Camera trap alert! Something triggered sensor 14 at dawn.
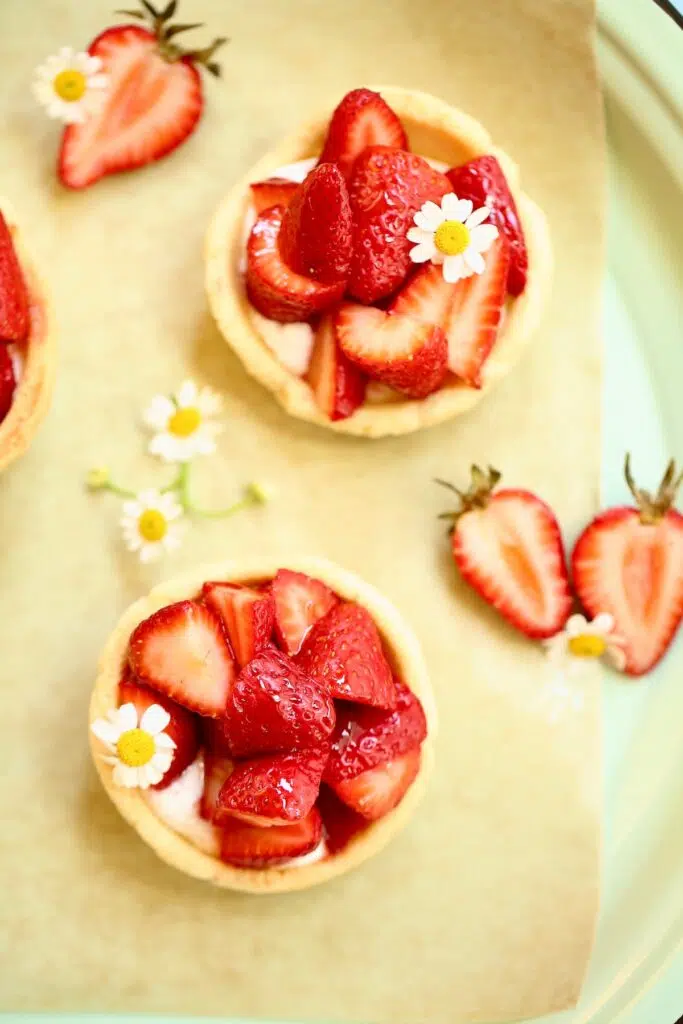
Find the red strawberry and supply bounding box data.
[202,716,233,756]
[307,313,366,421]
[128,600,237,717]
[58,3,226,189]
[319,88,408,180]
[246,206,345,322]
[446,155,528,296]
[297,602,397,709]
[0,347,17,425]
[278,163,353,284]
[316,786,368,855]
[332,748,421,822]
[271,568,338,656]
[214,748,328,827]
[390,262,455,326]
[572,456,683,676]
[220,808,323,867]
[200,750,235,820]
[335,304,448,399]
[437,465,573,639]
[202,581,274,668]
[249,177,299,215]
[0,213,29,343]
[348,147,450,302]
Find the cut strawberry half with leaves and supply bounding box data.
[447,155,528,296]
[214,748,328,827]
[220,807,323,867]
[572,455,683,676]
[246,206,345,322]
[437,465,573,639]
[249,177,299,216]
[297,602,397,709]
[0,213,29,343]
[307,313,367,421]
[200,750,234,820]
[319,88,408,180]
[58,3,226,189]
[331,748,421,822]
[278,163,353,284]
[119,671,200,789]
[202,581,274,668]
[335,304,448,399]
[0,347,17,425]
[271,568,338,656]
[128,600,237,716]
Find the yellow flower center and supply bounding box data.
[434,219,471,256]
[168,406,201,437]
[53,69,87,102]
[116,728,155,767]
[137,509,168,543]
[568,633,607,659]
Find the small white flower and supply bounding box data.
[91,702,176,789]
[407,193,499,283]
[543,612,626,677]
[144,380,223,463]
[120,489,184,563]
[32,47,109,125]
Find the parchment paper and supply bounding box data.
[0,0,605,1020]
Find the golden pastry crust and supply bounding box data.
[205,86,552,438]
[0,198,56,473]
[89,556,436,893]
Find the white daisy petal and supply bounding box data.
[465,206,492,229]
[144,395,175,430]
[565,614,589,637]
[605,645,626,671]
[113,762,139,788]
[140,705,171,736]
[409,241,436,264]
[469,224,499,252]
[418,201,446,231]
[592,612,614,635]
[90,719,119,747]
[448,198,472,222]
[197,387,222,417]
[154,733,177,750]
[441,193,463,220]
[463,249,486,275]
[442,255,467,283]
[117,703,139,732]
[407,226,431,244]
[139,543,163,563]
[177,380,198,408]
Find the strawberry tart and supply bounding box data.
[89,557,435,892]
[0,201,55,473]
[206,86,552,437]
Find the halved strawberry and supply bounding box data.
[319,88,408,180]
[249,177,299,215]
[0,213,29,343]
[331,748,421,822]
[335,304,448,399]
[246,206,345,322]
[278,163,352,284]
[572,456,683,676]
[271,568,338,656]
[202,581,274,668]
[128,600,237,717]
[296,602,397,709]
[307,313,367,421]
[119,671,200,789]
[316,786,368,855]
[201,716,233,756]
[200,750,234,820]
[214,748,328,827]
[219,807,323,867]
[390,263,454,326]
[0,347,17,425]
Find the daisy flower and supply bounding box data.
[120,489,184,563]
[91,702,176,789]
[407,193,499,283]
[543,613,626,677]
[144,380,223,463]
[32,47,109,125]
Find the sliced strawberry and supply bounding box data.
[447,155,528,296]
[202,715,233,756]
[316,786,368,854]
[219,807,323,867]
[390,263,454,327]
[249,177,299,215]
[319,88,408,180]
[200,751,235,820]
[0,213,29,343]
[297,602,396,709]
[348,147,450,302]
[246,206,345,322]
[128,600,237,717]
[214,748,328,827]
[278,163,353,284]
[332,748,421,822]
[307,313,367,421]
[0,346,17,425]
[202,581,274,668]
[271,568,338,656]
[335,304,448,399]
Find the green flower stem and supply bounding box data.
[179,463,265,519]
[100,481,138,499]
[189,494,260,519]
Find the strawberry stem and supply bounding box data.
[435,464,502,527]
[116,0,228,74]
[624,452,683,524]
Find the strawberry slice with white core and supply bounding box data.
[390,263,455,327]
[202,581,274,668]
[249,177,299,215]
[332,748,421,822]
[319,88,408,179]
[307,313,367,421]
[271,569,338,656]
[219,808,323,867]
[200,751,235,821]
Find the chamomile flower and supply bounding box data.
[32,47,109,125]
[407,193,499,283]
[543,613,626,676]
[144,380,223,463]
[91,702,176,789]
[120,489,184,563]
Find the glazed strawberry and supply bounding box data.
[446,155,528,296]
[200,751,234,820]
[202,581,274,668]
[128,600,237,717]
[224,645,336,757]
[390,262,455,327]
[58,3,225,189]
[249,177,298,216]
[202,716,233,756]
[271,568,338,656]
[438,465,572,639]
[214,748,328,827]
[246,206,345,322]
[319,88,408,180]
[572,456,683,676]
[307,314,367,421]
[119,672,200,789]
[332,748,421,822]
[297,602,396,709]
[348,147,450,302]
[278,163,353,284]
[316,786,368,855]
[220,808,323,867]
[0,213,29,343]
[0,347,17,425]
[335,305,448,399]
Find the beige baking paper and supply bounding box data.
[0,0,605,1020]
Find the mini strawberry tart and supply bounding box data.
[89,557,435,892]
[0,201,55,473]
[206,87,551,437]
